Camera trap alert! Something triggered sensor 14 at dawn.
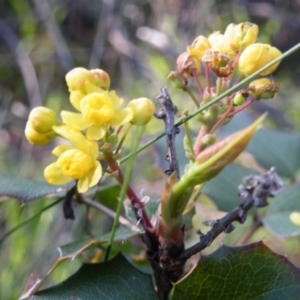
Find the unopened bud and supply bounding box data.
[176,52,199,77]
[233,92,247,106]
[89,69,110,90]
[187,35,211,61]
[65,67,94,93]
[249,78,280,100]
[202,134,217,147]
[168,72,187,89]
[224,22,259,51]
[127,98,156,126]
[25,122,55,145]
[28,107,57,134]
[239,43,282,77]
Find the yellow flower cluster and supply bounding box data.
[186,22,282,77]
[25,67,155,193]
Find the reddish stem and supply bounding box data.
[105,153,153,230]
[191,67,203,96]
[209,100,234,135]
[205,63,211,92]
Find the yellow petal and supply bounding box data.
[77,176,90,193]
[61,111,91,131]
[109,90,123,108]
[44,163,72,185]
[86,125,107,140]
[108,107,133,126]
[70,91,85,111]
[77,161,102,193]
[84,80,106,94]
[52,145,72,156]
[89,161,102,187]
[53,125,92,155]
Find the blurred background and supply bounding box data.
[1,0,300,299]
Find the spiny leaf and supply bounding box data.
[172,242,300,300]
[0,175,68,202]
[20,227,139,298]
[28,254,158,300]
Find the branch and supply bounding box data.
[80,196,140,232]
[155,87,180,178]
[178,167,284,261]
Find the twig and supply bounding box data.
[177,167,284,261]
[80,196,140,232]
[156,87,180,178]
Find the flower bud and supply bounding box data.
[187,35,211,61]
[202,134,217,147]
[168,72,187,90]
[224,22,259,51]
[127,98,156,126]
[238,43,282,76]
[176,51,199,77]
[249,78,280,100]
[89,69,110,90]
[28,107,57,134]
[290,212,300,226]
[233,92,247,106]
[65,67,95,93]
[25,122,55,145]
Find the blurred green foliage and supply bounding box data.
[1,0,300,299]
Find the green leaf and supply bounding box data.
[59,227,140,257]
[263,184,300,238]
[218,114,300,178]
[96,183,120,210]
[202,164,258,211]
[30,254,158,300]
[0,175,68,202]
[247,129,300,178]
[172,242,300,300]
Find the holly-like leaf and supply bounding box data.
[0,175,69,202]
[173,242,300,299]
[29,254,158,300]
[59,226,140,257]
[263,184,300,238]
[20,227,140,299]
[246,129,300,179]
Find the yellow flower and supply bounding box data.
[187,35,211,61]
[224,22,259,51]
[127,98,156,126]
[238,43,282,76]
[44,126,102,193]
[208,31,232,53]
[61,88,133,140]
